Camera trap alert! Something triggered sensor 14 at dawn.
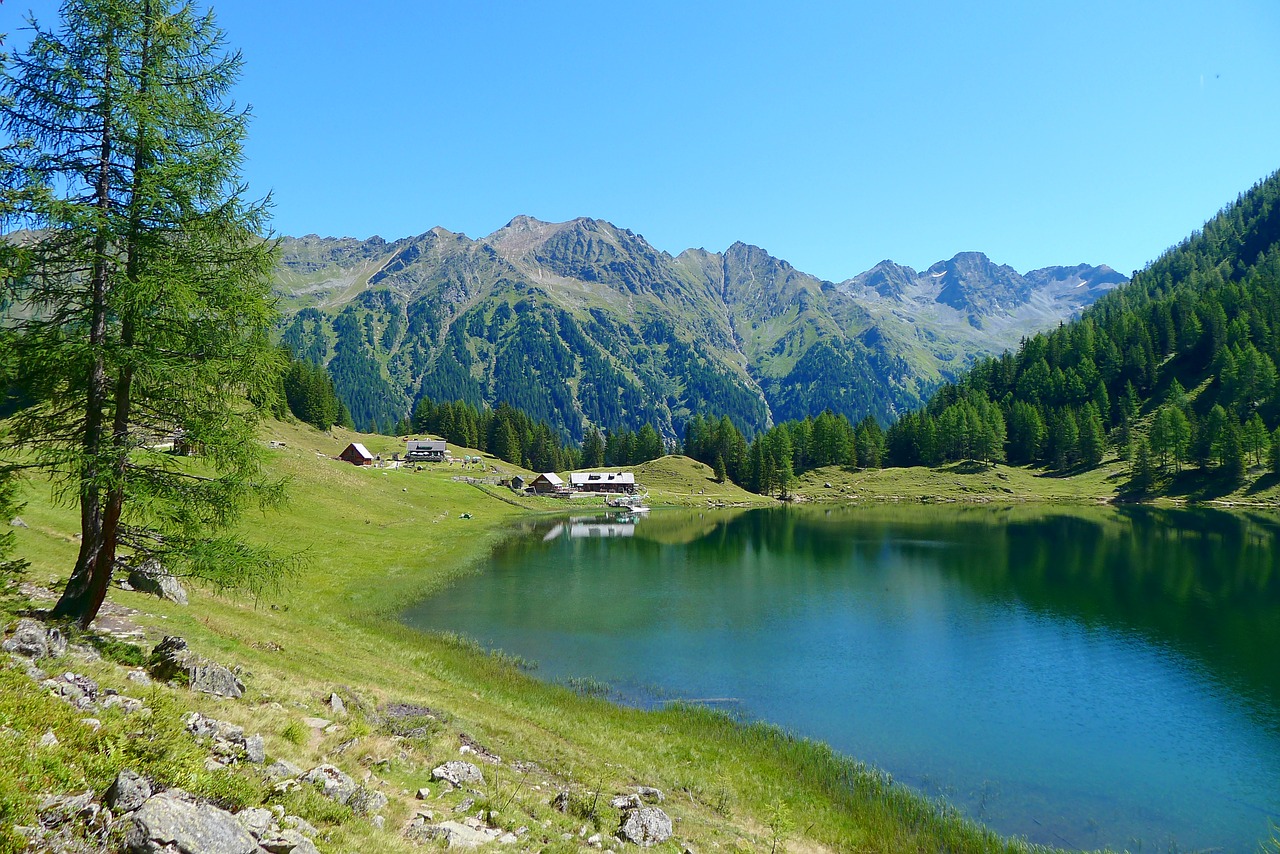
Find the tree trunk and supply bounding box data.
[52,35,116,627]
[57,5,157,630]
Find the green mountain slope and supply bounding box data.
[887,169,1280,492]
[271,218,1121,437]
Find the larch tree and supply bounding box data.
[0,0,288,627]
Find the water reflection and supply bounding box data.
[404,504,1280,852]
[542,514,638,540]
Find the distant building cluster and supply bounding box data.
[333,439,643,502]
[524,471,638,497]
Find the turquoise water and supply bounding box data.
[402,505,1280,851]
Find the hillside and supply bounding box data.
[885,168,1280,498]
[1,419,1053,854]
[271,220,1121,437]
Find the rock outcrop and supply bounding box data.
[126,559,189,605]
[148,637,244,698]
[619,806,673,847]
[183,712,266,767]
[106,769,153,814]
[430,760,484,788]
[126,790,264,854]
[3,618,67,660]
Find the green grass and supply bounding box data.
[3,418,1067,853]
[788,456,1280,508]
[791,459,1127,504]
[590,454,774,508]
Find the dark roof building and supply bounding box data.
[405,439,447,462]
[569,471,636,493]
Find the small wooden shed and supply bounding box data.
[339,442,374,466]
[529,472,567,495]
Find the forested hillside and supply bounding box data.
[885,170,1280,487]
[270,219,1118,439]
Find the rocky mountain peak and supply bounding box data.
[848,260,919,299]
[928,252,1029,313]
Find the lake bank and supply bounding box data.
[404,504,1280,853]
[4,421,1067,853]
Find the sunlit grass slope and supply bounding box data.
[4,418,1061,853]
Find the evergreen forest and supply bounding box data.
[273,171,1280,501]
[883,171,1280,488]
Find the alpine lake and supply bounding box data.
[402,504,1280,852]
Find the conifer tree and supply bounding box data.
[581,428,605,468]
[1221,421,1246,481]
[1243,413,1270,467]
[773,430,795,498]
[1077,404,1107,467]
[1,0,286,626]
[635,423,665,463]
[747,439,765,493]
[1129,438,1156,494]
[1006,401,1045,464]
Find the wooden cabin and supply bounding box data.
[529,472,568,495]
[339,442,375,466]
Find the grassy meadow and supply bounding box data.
[4,419,1095,853]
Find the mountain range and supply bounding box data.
[272,216,1124,437]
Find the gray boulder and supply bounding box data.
[184,712,267,766]
[3,618,65,660]
[300,764,359,805]
[126,790,266,854]
[636,786,665,804]
[280,815,317,837]
[259,829,321,854]
[127,559,189,605]
[106,769,153,814]
[185,711,243,743]
[610,794,643,811]
[403,819,450,844]
[234,807,275,838]
[150,637,243,698]
[189,662,245,698]
[408,820,494,848]
[244,733,266,764]
[619,806,673,847]
[37,791,98,828]
[263,760,302,781]
[101,693,147,714]
[430,760,484,788]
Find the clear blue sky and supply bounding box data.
[7,0,1280,281]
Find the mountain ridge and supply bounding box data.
[271,218,1123,437]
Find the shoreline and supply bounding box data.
[19,422,1270,851]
